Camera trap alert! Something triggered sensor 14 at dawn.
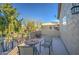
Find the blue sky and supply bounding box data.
[12,3,58,23]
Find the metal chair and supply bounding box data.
[40,36,52,55]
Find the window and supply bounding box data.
[60,16,67,31]
[62,16,67,25]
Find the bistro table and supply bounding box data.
[25,39,41,55]
[18,38,44,55]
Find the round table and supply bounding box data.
[25,39,40,54]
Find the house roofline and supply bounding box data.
[57,3,62,19]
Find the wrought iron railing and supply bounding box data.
[71,5,79,15]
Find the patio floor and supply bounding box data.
[35,37,69,55]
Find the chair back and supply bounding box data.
[43,36,52,46]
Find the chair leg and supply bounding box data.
[49,46,51,55]
[39,42,41,54]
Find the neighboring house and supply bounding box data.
[58,3,79,54]
[41,22,60,31]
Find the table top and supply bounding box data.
[26,39,39,45]
[18,43,29,47]
[18,37,44,47]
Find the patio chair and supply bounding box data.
[40,36,52,55]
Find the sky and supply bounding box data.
[12,3,58,23]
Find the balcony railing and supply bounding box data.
[71,5,79,15]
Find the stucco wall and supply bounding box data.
[41,28,60,37]
[59,3,79,54]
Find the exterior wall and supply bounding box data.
[59,3,79,54]
[30,31,41,39]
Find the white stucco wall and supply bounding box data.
[59,3,79,54]
[41,28,60,37]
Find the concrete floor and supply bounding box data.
[36,37,69,55]
[52,37,68,55]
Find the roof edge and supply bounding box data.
[57,3,62,19]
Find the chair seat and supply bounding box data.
[41,43,50,48]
